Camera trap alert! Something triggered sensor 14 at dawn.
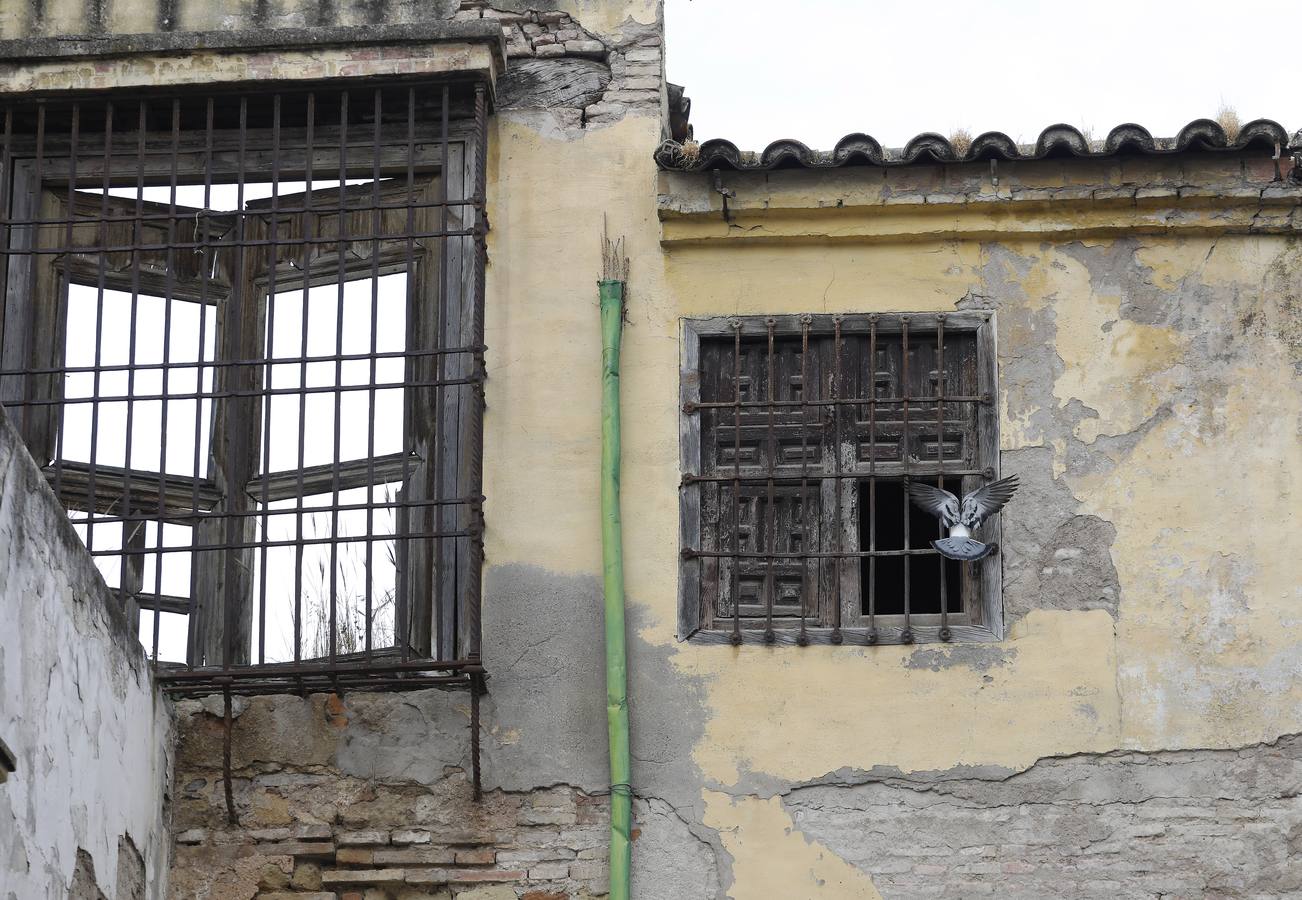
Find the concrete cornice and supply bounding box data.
[0,20,505,64]
[657,162,1302,245]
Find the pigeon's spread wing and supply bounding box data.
[905,481,960,528]
[959,475,1019,527]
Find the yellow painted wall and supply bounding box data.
[484,110,1302,896]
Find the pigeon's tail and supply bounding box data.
[931,537,996,561]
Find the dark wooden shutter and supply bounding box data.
[699,334,824,627]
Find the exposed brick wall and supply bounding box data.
[458,4,662,126]
[784,735,1302,899]
[168,693,612,900]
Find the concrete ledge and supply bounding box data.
[0,20,504,63]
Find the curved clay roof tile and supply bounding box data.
[832,133,885,166]
[654,119,1295,171]
[1103,123,1156,154]
[1175,119,1228,151]
[899,132,956,164]
[693,138,743,170]
[1234,118,1290,151]
[966,131,1020,161]
[760,139,815,169]
[1035,124,1091,158]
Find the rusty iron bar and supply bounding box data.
[796,316,810,646]
[470,672,484,802]
[686,395,986,410]
[691,316,979,637]
[900,316,913,644]
[763,318,777,644]
[867,314,878,644]
[831,316,843,644]
[222,688,237,826]
[936,314,951,642]
[0,80,490,695]
[730,320,742,645]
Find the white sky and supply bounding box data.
[664,0,1298,151]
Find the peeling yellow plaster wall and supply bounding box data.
[703,792,884,900]
[482,108,1300,893]
[680,610,1119,786]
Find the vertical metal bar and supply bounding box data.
[221,95,250,672]
[936,313,950,641]
[17,103,45,446]
[900,316,913,644]
[52,102,79,532]
[396,85,415,663]
[466,80,489,661]
[762,318,776,643]
[151,97,181,663]
[256,93,282,665]
[363,86,382,660]
[431,82,450,659]
[830,315,843,644]
[470,672,483,801]
[86,101,109,554]
[222,688,237,826]
[796,315,810,646]
[186,96,215,669]
[292,92,316,669]
[866,314,877,644]
[327,89,350,669]
[118,100,148,605]
[729,319,741,645]
[0,106,13,365]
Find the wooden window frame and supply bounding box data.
[678,312,1005,646]
[0,111,482,668]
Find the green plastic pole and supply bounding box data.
[599,274,632,900]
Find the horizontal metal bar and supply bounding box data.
[65,492,480,529]
[684,548,957,559]
[688,395,987,411]
[157,656,477,681]
[685,625,997,646]
[0,196,477,229]
[0,226,477,255]
[161,674,473,698]
[683,468,987,485]
[11,374,482,408]
[85,528,473,556]
[685,312,991,336]
[1,344,485,379]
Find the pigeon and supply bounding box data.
[905,475,1019,561]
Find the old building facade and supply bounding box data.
[1,2,1301,899]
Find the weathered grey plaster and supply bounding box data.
[480,564,709,811]
[962,247,1126,627]
[0,405,174,900]
[784,734,1302,899]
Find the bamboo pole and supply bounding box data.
[600,226,631,900]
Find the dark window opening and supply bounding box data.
[860,478,963,617]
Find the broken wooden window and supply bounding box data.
[0,79,489,694]
[679,314,1004,645]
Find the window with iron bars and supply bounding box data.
[0,78,489,696]
[678,313,1003,645]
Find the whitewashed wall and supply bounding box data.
[0,405,174,900]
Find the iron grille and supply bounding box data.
[0,78,489,696]
[679,313,1003,646]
